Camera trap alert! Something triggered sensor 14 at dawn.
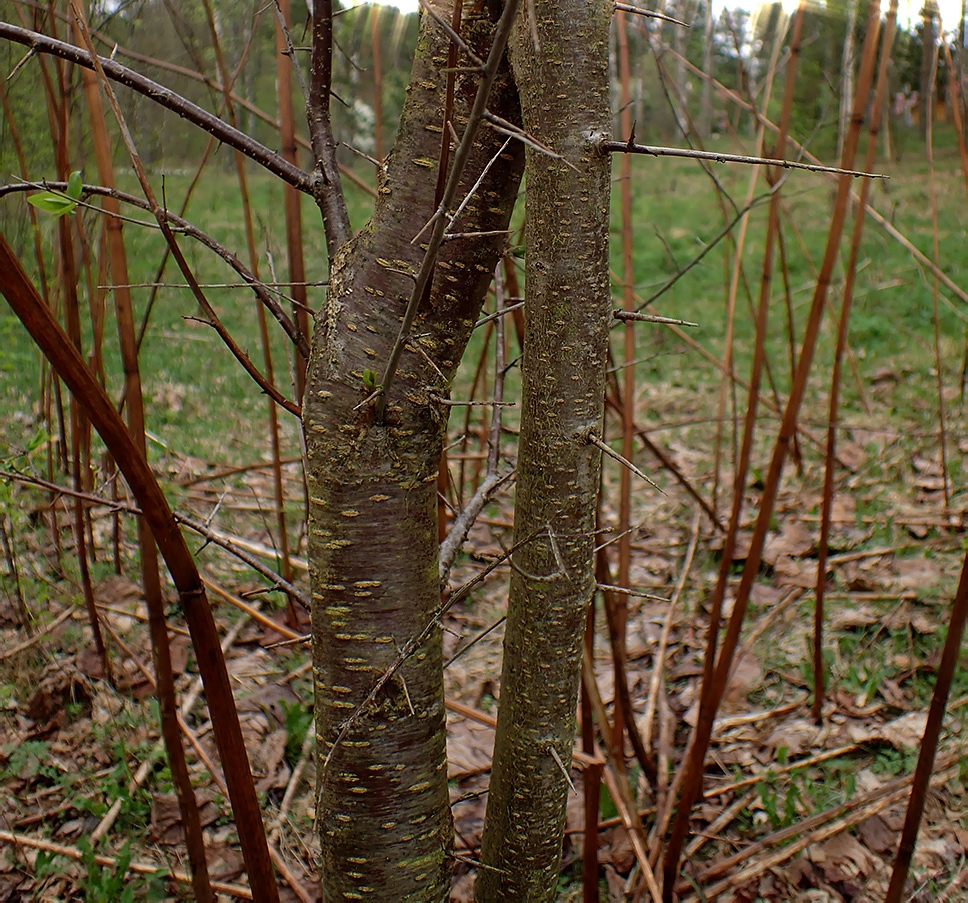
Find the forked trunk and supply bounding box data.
[303,3,523,898]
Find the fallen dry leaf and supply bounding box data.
[848,711,927,748]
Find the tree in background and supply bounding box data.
[920,0,939,138]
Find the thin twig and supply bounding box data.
[614,310,698,327]
[438,468,515,584]
[272,0,310,104]
[274,716,315,836]
[635,189,775,311]
[586,431,662,492]
[438,261,516,585]
[688,755,961,900]
[615,2,688,26]
[0,830,253,899]
[0,602,75,660]
[445,615,507,669]
[482,109,571,165]
[1,180,311,370]
[595,583,669,602]
[443,136,513,237]
[0,466,309,608]
[430,396,515,407]
[475,299,525,328]
[602,139,888,179]
[443,229,512,241]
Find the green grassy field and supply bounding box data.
[1,136,965,468]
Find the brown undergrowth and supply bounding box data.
[1,362,965,901]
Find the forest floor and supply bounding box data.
[2,144,968,901]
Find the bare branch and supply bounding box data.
[438,468,515,583]
[438,262,517,585]
[614,2,688,26]
[0,465,310,610]
[613,310,699,327]
[595,583,669,602]
[308,0,351,255]
[548,746,576,794]
[179,515,309,610]
[602,138,889,179]
[64,18,300,418]
[430,396,515,406]
[475,299,525,328]
[586,430,663,493]
[444,615,506,669]
[483,109,571,164]
[443,229,512,241]
[272,0,311,104]
[0,21,313,195]
[445,136,513,236]
[635,189,774,311]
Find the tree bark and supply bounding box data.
[303,4,523,899]
[477,1,613,899]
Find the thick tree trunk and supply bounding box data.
[477,1,613,899]
[303,4,523,899]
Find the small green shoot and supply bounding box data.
[27,171,83,218]
[280,698,313,764]
[76,837,166,902]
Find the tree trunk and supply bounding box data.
[477,1,613,899]
[303,4,523,899]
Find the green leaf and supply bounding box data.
[26,427,50,454]
[362,369,380,391]
[27,192,77,217]
[510,244,526,259]
[67,170,83,200]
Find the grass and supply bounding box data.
[616,143,966,394]
[1,165,376,467]
[2,130,965,463]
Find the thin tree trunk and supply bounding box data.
[303,4,523,899]
[699,0,716,138]
[477,1,612,899]
[838,0,857,160]
[920,1,938,142]
[673,0,690,132]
